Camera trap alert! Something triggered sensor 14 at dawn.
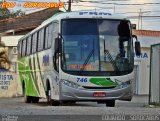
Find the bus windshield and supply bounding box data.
[61,19,134,76]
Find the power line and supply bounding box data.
[116,10,160,15]
[79,0,160,6]
[72,4,113,9]
[59,0,67,11]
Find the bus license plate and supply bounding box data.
[93,92,106,97]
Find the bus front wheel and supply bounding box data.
[105,100,115,107]
[47,90,60,106]
[50,99,60,106]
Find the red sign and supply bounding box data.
[93,92,106,97]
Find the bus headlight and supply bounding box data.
[61,80,81,89]
[119,80,131,88]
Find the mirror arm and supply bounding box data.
[132,35,138,41]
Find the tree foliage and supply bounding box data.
[0,2,25,20]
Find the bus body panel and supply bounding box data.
[58,67,133,101]
[18,48,55,98]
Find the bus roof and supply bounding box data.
[19,11,129,41]
[42,11,128,25]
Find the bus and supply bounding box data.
[17,11,140,107]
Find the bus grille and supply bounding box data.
[82,86,116,89]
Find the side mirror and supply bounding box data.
[133,35,141,56]
[54,37,61,52]
[132,24,136,30]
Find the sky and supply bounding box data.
[1,0,160,31]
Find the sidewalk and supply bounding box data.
[116,95,149,107]
[131,95,149,103]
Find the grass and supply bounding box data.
[145,102,160,108]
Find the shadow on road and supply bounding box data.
[32,95,149,107]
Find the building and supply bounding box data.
[0,8,160,97]
[0,8,59,35]
[133,30,160,95]
[0,8,60,97]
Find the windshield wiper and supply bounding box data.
[103,39,119,71]
[79,49,94,75]
[104,49,119,71]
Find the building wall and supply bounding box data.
[133,34,160,95]
[0,72,21,97]
[134,47,150,95]
[0,36,23,97]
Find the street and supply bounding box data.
[0,95,160,121]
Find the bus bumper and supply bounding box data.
[59,81,133,101]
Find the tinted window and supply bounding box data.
[62,19,97,35]
[26,36,32,55]
[22,39,26,57]
[38,29,45,51]
[32,33,38,53]
[45,24,53,49]
[18,41,22,58]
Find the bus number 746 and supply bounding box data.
[77,78,88,83]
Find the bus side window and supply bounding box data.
[26,36,31,55]
[38,28,45,51]
[45,26,49,49]
[18,41,22,58]
[53,22,59,72]
[22,39,26,57]
[32,32,38,53]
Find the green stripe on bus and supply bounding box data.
[89,78,118,87]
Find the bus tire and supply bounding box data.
[47,89,60,106]
[106,100,115,107]
[24,95,32,103]
[23,81,32,103]
[32,97,39,103]
[63,101,76,104]
[50,99,60,106]
[70,101,76,104]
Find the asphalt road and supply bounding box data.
[0,95,160,121]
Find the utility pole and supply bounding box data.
[138,9,142,30]
[68,0,72,12]
[141,12,143,29]
[113,4,115,14]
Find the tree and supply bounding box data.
[0,1,25,20]
[0,42,11,71]
[0,1,17,71]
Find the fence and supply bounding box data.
[149,44,160,104]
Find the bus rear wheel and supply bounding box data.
[32,97,39,103]
[24,95,32,103]
[23,83,32,103]
[105,100,115,107]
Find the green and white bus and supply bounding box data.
[17,11,140,107]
